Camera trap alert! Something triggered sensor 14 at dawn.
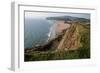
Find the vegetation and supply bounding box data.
[24,22,90,61]
[25,48,90,61]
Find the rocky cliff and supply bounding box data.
[25,22,90,53]
[24,21,90,61]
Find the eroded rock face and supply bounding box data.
[25,22,90,53]
[55,20,71,35]
[57,24,82,51]
[48,20,71,41]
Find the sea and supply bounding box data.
[24,18,55,49]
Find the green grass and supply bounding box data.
[25,47,90,61]
[24,23,90,61]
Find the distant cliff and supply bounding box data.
[46,16,90,23]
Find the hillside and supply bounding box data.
[57,22,90,51]
[24,22,90,61]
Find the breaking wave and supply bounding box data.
[47,20,57,41]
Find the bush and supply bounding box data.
[25,48,90,61]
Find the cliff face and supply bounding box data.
[57,23,81,51]
[25,22,90,53]
[57,22,89,50]
[57,22,90,51]
[25,16,90,61]
[24,22,90,61]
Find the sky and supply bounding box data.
[25,11,90,19]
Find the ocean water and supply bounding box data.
[24,18,52,48]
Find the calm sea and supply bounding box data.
[24,18,52,48]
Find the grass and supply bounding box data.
[25,47,90,61]
[24,23,90,61]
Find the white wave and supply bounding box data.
[47,20,57,41]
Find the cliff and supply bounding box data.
[24,21,90,61]
[25,22,90,52]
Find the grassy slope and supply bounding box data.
[25,23,90,61]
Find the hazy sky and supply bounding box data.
[25,11,90,19]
